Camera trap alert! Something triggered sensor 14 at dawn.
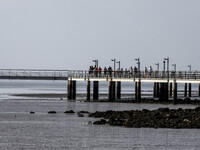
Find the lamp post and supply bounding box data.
[135,58,140,71]
[92,59,98,68]
[187,65,191,71]
[164,57,169,72]
[116,61,120,70]
[172,64,176,71]
[111,58,116,76]
[155,63,159,71]
[163,60,166,71]
[164,57,169,81]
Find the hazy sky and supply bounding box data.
[0,0,200,71]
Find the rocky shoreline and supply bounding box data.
[89,107,200,128]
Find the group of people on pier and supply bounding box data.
[88,65,159,78]
[89,65,142,78]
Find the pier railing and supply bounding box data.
[0,69,200,81]
[68,70,200,80]
[0,69,69,79]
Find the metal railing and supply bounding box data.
[0,69,69,78]
[68,70,200,80]
[0,69,200,80]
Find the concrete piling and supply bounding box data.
[93,81,99,100]
[117,81,121,99]
[169,82,172,97]
[153,82,157,98]
[67,80,76,100]
[163,83,169,101]
[72,81,76,100]
[135,81,141,103]
[184,83,187,97]
[173,82,177,101]
[156,83,159,98]
[108,81,116,101]
[67,80,72,100]
[199,83,200,97]
[189,83,192,97]
[87,80,90,101]
[159,83,164,100]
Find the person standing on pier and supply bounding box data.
[149,66,153,78]
[134,66,138,78]
[98,66,102,77]
[104,67,107,77]
[129,67,133,78]
[144,67,148,78]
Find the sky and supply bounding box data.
[0,0,200,71]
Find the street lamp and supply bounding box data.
[111,58,116,73]
[164,57,169,72]
[163,60,166,71]
[92,59,98,68]
[164,57,169,81]
[155,63,159,71]
[116,61,120,70]
[172,64,176,71]
[188,65,191,71]
[135,58,140,71]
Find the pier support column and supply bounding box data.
[184,83,187,97]
[108,81,116,101]
[159,83,164,100]
[169,83,172,97]
[199,83,200,97]
[153,82,157,98]
[163,83,169,101]
[189,83,192,97]
[135,81,141,103]
[159,83,168,101]
[117,81,121,99]
[156,83,159,98]
[173,82,177,102]
[93,81,99,100]
[72,81,76,100]
[68,80,73,100]
[87,80,90,101]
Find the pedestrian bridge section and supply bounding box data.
[0,69,68,80]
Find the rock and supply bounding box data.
[78,113,84,117]
[93,119,107,125]
[48,111,57,114]
[88,121,92,124]
[89,107,200,128]
[78,111,89,114]
[64,110,75,113]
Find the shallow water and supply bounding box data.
[0,80,200,150]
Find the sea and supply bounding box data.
[0,80,199,150]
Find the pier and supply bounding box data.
[0,69,200,102]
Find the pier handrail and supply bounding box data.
[0,69,200,80]
[67,70,200,80]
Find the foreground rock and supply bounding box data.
[48,111,57,114]
[64,110,75,114]
[89,107,200,128]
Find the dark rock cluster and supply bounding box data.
[89,107,200,128]
[64,110,75,113]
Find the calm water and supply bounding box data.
[0,80,199,150]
